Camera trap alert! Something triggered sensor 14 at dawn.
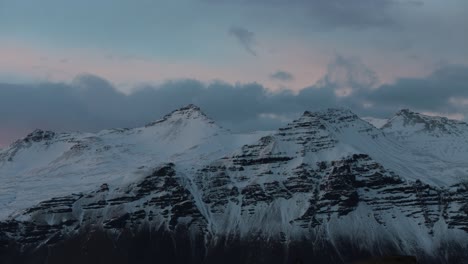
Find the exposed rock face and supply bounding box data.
[23,129,56,143]
[0,106,467,264]
[0,164,206,246]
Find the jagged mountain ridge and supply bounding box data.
[0,104,271,219]
[383,109,468,137]
[0,105,467,264]
[382,109,468,163]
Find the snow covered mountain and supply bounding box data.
[0,106,467,264]
[382,109,468,163]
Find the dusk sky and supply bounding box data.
[1,0,468,147]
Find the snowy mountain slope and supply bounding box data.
[190,109,467,238]
[361,117,388,129]
[382,109,468,163]
[0,104,272,219]
[0,106,467,264]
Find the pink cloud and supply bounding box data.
[0,37,440,93]
[0,42,227,86]
[0,39,330,92]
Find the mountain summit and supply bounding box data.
[145,104,216,127]
[382,109,468,162]
[0,106,467,264]
[383,109,468,136]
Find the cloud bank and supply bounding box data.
[1,57,468,147]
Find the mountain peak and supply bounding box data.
[289,108,362,130]
[314,108,360,124]
[383,109,468,136]
[167,104,206,119]
[280,107,371,139]
[300,108,357,119]
[145,104,216,127]
[175,104,201,112]
[394,108,425,120]
[323,107,356,115]
[389,108,462,125]
[23,129,56,143]
[395,108,412,115]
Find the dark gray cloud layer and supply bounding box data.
[228,26,257,56]
[211,0,422,29]
[278,0,398,28]
[270,71,294,82]
[367,65,468,112]
[1,59,468,147]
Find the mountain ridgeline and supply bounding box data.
[0,105,467,264]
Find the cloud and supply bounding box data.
[366,65,468,112]
[319,55,379,97]
[212,0,422,29]
[270,71,294,82]
[228,26,257,56]
[1,59,468,147]
[297,0,409,29]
